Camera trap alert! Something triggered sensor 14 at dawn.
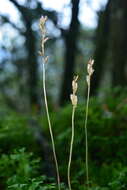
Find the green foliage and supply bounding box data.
[0,148,63,190]
[0,110,40,154]
[7,176,56,190]
[0,88,127,189]
[108,167,127,190]
[0,148,39,186]
[42,88,127,188]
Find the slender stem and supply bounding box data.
[84,84,90,189]
[42,62,61,190]
[68,106,76,190]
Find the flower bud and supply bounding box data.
[70,94,77,107]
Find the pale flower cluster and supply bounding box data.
[86,59,94,86]
[70,76,78,107]
[39,16,49,57]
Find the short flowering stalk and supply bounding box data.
[84,59,94,189]
[68,76,78,190]
[39,16,61,190]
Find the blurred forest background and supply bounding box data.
[0,0,127,189]
[0,0,127,109]
[1,0,127,110]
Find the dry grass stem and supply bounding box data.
[39,16,61,190]
[84,59,94,189]
[68,75,78,190]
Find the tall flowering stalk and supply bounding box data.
[84,59,94,189]
[39,16,61,190]
[68,76,78,190]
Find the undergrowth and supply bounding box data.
[0,88,127,189]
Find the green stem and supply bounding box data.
[68,106,76,190]
[42,62,61,190]
[84,83,90,189]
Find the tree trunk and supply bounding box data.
[110,0,127,87]
[59,0,80,106]
[25,22,39,108]
[90,0,111,96]
[29,119,56,178]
